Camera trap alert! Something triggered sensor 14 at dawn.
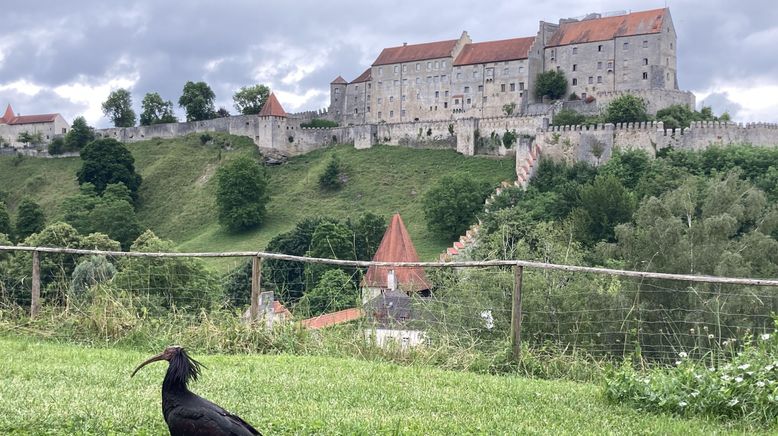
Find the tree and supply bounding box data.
[348,212,387,261]
[304,221,355,288]
[0,201,12,239]
[216,107,231,118]
[534,70,568,100]
[102,88,136,127]
[15,198,45,240]
[215,157,270,231]
[603,94,649,124]
[77,138,142,199]
[64,116,95,151]
[233,84,270,115]
[62,182,141,250]
[140,92,177,126]
[318,155,343,190]
[48,137,66,155]
[423,175,491,239]
[298,269,357,316]
[178,81,216,121]
[569,174,635,245]
[552,108,587,126]
[17,131,43,146]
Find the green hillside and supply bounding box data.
[0,135,515,262]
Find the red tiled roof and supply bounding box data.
[372,39,458,66]
[273,301,291,316]
[258,93,287,117]
[331,76,348,85]
[301,308,363,329]
[453,37,535,66]
[350,68,372,84]
[548,9,667,47]
[363,214,432,292]
[0,104,59,125]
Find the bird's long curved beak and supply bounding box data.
[131,353,166,377]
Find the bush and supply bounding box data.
[71,255,117,296]
[0,201,11,240]
[47,137,66,155]
[77,138,142,200]
[298,269,357,316]
[502,130,517,148]
[551,108,586,126]
[534,70,568,100]
[605,326,778,424]
[318,155,343,191]
[423,175,491,239]
[300,118,339,128]
[603,94,649,124]
[15,198,45,240]
[215,156,270,232]
[64,116,95,151]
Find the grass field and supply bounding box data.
[0,336,768,435]
[0,136,515,263]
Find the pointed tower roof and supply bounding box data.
[364,214,432,293]
[330,76,348,85]
[258,93,287,118]
[1,104,14,124]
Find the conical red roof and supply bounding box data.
[1,104,13,124]
[364,214,431,292]
[331,76,347,85]
[258,93,287,117]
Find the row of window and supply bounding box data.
[378,60,449,76]
[571,71,650,86]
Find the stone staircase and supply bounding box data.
[439,142,542,261]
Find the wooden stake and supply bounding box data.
[250,256,262,321]
[511,264,524,361]
[31,250,40,319]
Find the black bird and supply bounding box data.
[132,346,261,436]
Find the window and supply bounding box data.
[367,106,370,112]
[427,61,432,69]
[503,67,509,76]
[519,66,524,73]
[643,58,649,65]
[501,84,506,92]
[598,45,603,52]
[482,96,487,102]
[670,43,673,49]
[389,96,394,102]
[416,63,420,71]
[444,90,449,97]
[456,72,462,79]
[354,108,358,114]
[444,102,448,108]
[390,110,394,117]
[642,72,648,80]
[403,78,408,85]
[441,74,447,81]
[572,47,578,54]
[472,70,478,78]
[597,61,602,69]
[368,83,371,90]
[435,91,439,98]
[378,111,382,118]
[667,72,670,80]
[623,42,629,50]
[434,76,439,83]
[378,67,383,76]
[464,86,470,93]
[510,83,516,91]
[401,95,406,101]
[607,61,614,69]
[441,60,446,68]
[394,65,398,73]
[427,76,432,84]
[416,77,421,85]
[454,98,459,104]
[377,97,382,104]
[588,76,593,84]
[519,82,524,90]
[394,80,399,86]
[478,85,483,92]
[402,65,407,72]
[334,88,340,95]
[597,76,602,83]
[572,78,578,86]
[416,91,421,99]
[581,93,587,98]
[401,109,406,117]
[466,98,471,104]
[572,64,577,71]
[643,40,648,48]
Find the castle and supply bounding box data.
[0,104,70,149]
[327,8,694,125]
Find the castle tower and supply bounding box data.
[257,93,288,150]
[329,76,348,123]
[1,104,14,124]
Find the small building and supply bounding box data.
[0,104,70,148]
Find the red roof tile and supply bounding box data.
[258,93,287,117]
[1,104,13,124]
[453,37,535,66]
[372,39,458,66]
[301,308,363,329]
[0,104,59,125]
[548,9,667,47]
[331,76,348,85]
[364,214,432,292]
[350,68,372,84]
[273,301,291,316]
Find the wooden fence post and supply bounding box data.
[511,264,524,361]
[250,256,263,321]
[31,250,40,319]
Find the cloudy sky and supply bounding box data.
[1,0,776,127]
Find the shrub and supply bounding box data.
[534,70,568,100]
[215,156,270,232]
[71,255,117,295]
[318,155,343,191]
[423,175,491,239]
[298,269,357,316]
[0,201,11,240]
[47,137,66,155]
[603,94,649,124]
[552,108,586,126]
[199,133,212,144]
[502,130,517,148]
[300,118,339,128]
[15,198,45,240]
[77,138,142,200]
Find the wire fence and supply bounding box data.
[1,245,778,366]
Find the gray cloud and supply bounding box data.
[1,0,776,127]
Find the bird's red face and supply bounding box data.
[131,346,183,377]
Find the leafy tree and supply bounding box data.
[552,108,587,126]
[423,175,491,239]
[502,102,517,116]
[304,221,356,289]
[300,119,339,128]
[656,104,729,130]
[318,155,343,191]
[215,156,270,231]
[233,84,270,115]
[178,81,216,121]
[63,183,141,250]
[101,88,136,127]
[298,269,357,316]
[140,92,177,126]
[0,201,12,239]
[17,131,43,146]
[48,137,66,155]
[77,138,142,199]
[216,107,231,118]
[348,212,387,261]
[569,174,635,245]
[15,198,45,240]
[64,116,95,151]
[603,94,649,124]
[71,255,117,295]
[534,70,568,100]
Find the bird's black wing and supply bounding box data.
[201,396,262,436]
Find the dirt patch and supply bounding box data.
[196,163,217,186]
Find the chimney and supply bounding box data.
[403,42,407,46]
[387,270,396,291]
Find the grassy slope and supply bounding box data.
[0,337,764,435]
[0,136,515,263]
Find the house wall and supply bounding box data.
[366,328,426,349]
[0,114,70,148]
